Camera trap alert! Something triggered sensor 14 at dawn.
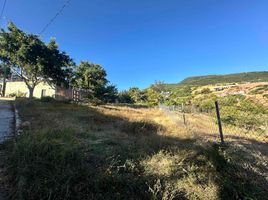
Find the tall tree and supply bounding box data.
[74,61,119,103]
[75,61,107,90]
[0,23,73,98]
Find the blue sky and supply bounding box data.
[1,0,268,90]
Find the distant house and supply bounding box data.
[0,80,80,101]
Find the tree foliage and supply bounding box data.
[74,61,107,90]
[73,61,117,103]
[0,23,73,97]
[0,63,11,78]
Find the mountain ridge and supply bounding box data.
[179,71,268,86]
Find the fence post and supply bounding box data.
[182,103,186,126]
[183,113,186,126]
[215,101,224,144]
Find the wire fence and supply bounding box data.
[159,97,268,144]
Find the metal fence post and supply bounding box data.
[183,113,186,126]
[215,101,224,144]
[182,103,186,126]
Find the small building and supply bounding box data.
[0,80,80,101]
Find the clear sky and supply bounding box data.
[1,0,268,90]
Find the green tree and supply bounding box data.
[118,91,134,103]
[95,84,118,103]
[0,23,73,98]
[74,61,118,103]
[128,87,143,103]
[145,88,161,106]
[75,61,107,90]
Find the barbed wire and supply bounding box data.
[39,0,72,36]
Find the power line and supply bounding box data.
[0,0,7,24]
[39,0,71,35]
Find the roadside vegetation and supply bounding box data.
[3,98,267,199]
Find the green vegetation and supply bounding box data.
[249,85,268,94]
[192,94,267,133]
[172,71,268,86]
[118,82,193,106]
[72,61,118,104]
[0,23,73,98]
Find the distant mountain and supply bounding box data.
[179,71,268,86]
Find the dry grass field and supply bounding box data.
[4,98,268,199]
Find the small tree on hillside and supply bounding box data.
[0,23,73,98]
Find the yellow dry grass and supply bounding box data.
[96,105,190,138]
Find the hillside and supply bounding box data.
[180,71,268,86]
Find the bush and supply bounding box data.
[200,88,212,94]
[40,96,56,102]
[7,130,90,200]
[8,91,27,97]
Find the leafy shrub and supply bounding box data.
[192,94,217,112]
[219,101,266,131]
[200,88,212,94]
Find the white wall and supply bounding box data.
[4,81,56,98]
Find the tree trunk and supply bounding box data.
[2,76,6,97]
[28,86,35,98]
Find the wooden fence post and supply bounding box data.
[215,101,224,144]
